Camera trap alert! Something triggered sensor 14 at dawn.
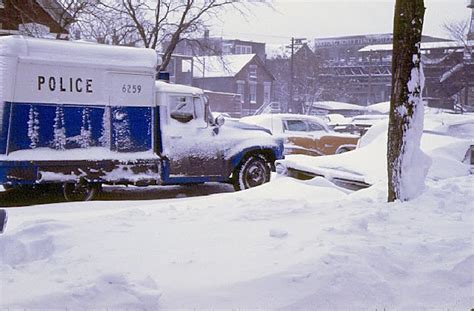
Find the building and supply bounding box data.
[359,40,474,110]
[158,53,194,86]
[469,0,474,41]
[266,43,322,113]
[193,54,274,116]
[314,34,446,65]
[167,34,267,61]
[0,0,71,38]
[314,33,458,106]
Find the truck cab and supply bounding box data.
[0,36,284,201]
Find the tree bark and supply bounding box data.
[387,0,427,202]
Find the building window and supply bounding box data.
[236,80,245,103]
[182,59,192,73]
[249,82,257,104]
[263,82,271,104]
[248,65,257,80]
[235,45,252,54]
[222,43,232,54]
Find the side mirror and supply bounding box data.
[171,111,193,123]
[214,114,225,127]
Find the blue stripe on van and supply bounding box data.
[4,102,152,154]
[0,102,11,154]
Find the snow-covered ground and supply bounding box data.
[1,111,473,309]
[1,173,473,308]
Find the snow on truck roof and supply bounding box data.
[0,36,158,70]
[155,80,204,95]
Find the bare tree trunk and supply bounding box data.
[387,0,429,202]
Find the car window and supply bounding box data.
[284,119,308,132]
[307,121,326,132]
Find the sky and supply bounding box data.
[210,0,472,44]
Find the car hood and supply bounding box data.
[223,119,273,135]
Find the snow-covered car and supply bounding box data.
[276,113,474,189]
[240,114,360,157]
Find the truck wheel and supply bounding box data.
[233,155,271,191]
[63,182,99,202]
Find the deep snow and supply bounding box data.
[1,173,473,309]
[1,111,473,309]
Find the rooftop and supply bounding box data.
[193,54,256,78]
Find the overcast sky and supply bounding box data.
[210,0,471,44]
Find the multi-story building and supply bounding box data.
[158,53,194,86]
[313,33,466,107]
[167,33,267,62]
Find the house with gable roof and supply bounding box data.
[192,54,274,116]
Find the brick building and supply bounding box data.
[0,0,71,38]
[169,34,267,62]
[193,54,274,116]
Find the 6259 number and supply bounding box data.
[122,84,142,94]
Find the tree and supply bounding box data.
[3,0,96,39]
[387,0,430,202]
[444,19,473,53]
[267,44,323,113]
[443,19,473,112]
[79,0,248,71]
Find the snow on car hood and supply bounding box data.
[225,119,272,135]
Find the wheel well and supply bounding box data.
[335,144,356,154]
[232,148,276,174]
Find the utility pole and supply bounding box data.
[289,37,295,113]
[286,37,306,113]
[367,53,372,105]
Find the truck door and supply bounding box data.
[161,94,224,178]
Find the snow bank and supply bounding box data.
[279,114,473,187]
[1,174,472,308]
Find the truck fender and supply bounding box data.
[229,147,278,174]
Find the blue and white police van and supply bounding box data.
[0,36,283,201]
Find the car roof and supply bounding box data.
[242,113,328,123]
[241,113,332,132]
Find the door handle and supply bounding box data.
[170,136,182,139]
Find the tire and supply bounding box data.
[63,182,99,202]
[233,155,271,191]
